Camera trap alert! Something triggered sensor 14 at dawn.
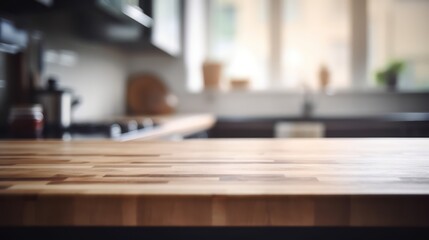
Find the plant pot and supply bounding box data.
[386,73,398,91]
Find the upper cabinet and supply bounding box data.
[76,0,182,56]
[0,0,182,57]
[150,0,181,56]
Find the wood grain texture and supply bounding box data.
[0,139,429,226]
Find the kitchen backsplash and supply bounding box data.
[175,91,429,117]
[43,35,127,121]
[27,13,128,122]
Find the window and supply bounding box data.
[208,0,270,90]
[186,0,429,92]
[204,0,351,91]
[368,0,429,90]
[281,0,351,90]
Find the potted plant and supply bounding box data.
[375,60,405,91]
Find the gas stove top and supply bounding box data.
[45,118,157,140]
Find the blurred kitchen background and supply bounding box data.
[1,0,429,139]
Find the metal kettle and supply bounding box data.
[36,78,80,130]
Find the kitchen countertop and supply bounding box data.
[0,114,216,141]
[217,112,429,122]
[1,139,429,226]
[116,113,216,141]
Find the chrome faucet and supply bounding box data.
[301,84,314,118]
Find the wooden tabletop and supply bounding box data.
[1,139,429,226]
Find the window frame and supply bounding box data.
[202,0,369,91]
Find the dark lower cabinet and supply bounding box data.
[208,116,429,138]
[1,227,428,240]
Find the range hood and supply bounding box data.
[95,0,152,28]
[72,0,154,43]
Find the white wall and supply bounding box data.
[22,13,128,122]
[44,36,127,121]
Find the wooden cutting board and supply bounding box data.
[127,74,175,115]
